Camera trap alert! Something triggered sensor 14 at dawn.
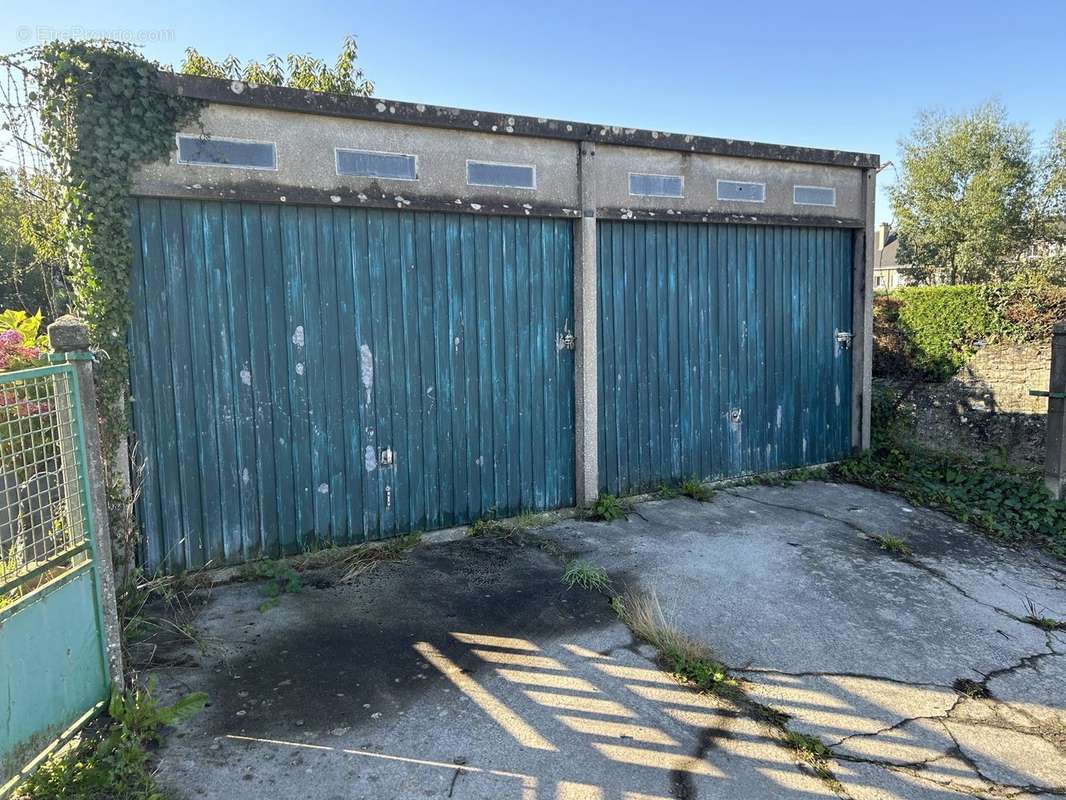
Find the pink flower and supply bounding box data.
[0,331,21,346]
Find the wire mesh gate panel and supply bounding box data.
[1,364,110,793]
[597,221,854,495]
[129,199,576,573]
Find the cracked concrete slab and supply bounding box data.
[554,481,1066,799]
[147,535,827,799]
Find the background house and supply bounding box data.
[873,222,913,290]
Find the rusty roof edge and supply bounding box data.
[160,73,880,170]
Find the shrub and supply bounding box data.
[0,309,47,372]
[979,270,1066,343]
[590,493,627,521]
[891,286,997,381]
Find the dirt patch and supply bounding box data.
[150,536,613,741]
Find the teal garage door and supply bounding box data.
[129,200,575,573]
[597,221,853,495]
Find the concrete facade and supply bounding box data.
[135,75,878,506]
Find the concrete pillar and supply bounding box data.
[574,141,599,506]
[48,315,125,691]
[851,168,876,451]
[1044,322,1066,500]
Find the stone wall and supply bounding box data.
[952,343,1051,415]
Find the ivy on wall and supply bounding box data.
[34,40,203,456]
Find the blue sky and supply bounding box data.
[4,0,1064,223]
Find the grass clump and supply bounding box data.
[783,730,835,782]
[953,678,991,699]
[678,478,714,502]
[561,560,612,593]
[612,589,738,697]
[238,558,302,613]
[340,533,421,582]
[869,533,912,556]
[14,680,206,800]
[590,493,627,521]
[468,517,509,538]
[655,484,679,500]
[1021,597,1065,631]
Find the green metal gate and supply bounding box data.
[597,221,854,495]
[129,199,576,573]
[1,364,110,794]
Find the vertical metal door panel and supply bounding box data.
[130,200,575,573]
[598,220,853,495]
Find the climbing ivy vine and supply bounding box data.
[29,41,203,455]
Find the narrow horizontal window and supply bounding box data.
[336,149,418,181]
[716,179,765,203]
[466,160,536,189]
[176,134,276,170]
[793,185,837,207]
[629,173,684,198]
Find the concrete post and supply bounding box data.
[851,168,876,451]
[574,141,599,506]
[47,315,125,691]
[1044,322,1066,500]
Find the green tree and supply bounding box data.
[181,34,373,96]
[889,103,1039,284]
[0,170,67,317]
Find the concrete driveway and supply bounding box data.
[150,481,1065,799]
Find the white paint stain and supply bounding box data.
[364,445,378,472]
[295,362,305,376]
[776,405,783,428]
[242,468,250,484]
[292,326,305,347]
[317,483,330,494]
[330,195,342,204]
[454,336,461,352]
[470,203,482,211]
[835,385,841,406]
[360,344,374,405]
[240,368,252,386]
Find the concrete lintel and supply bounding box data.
[162,73,880,170]
[574,142,599,507]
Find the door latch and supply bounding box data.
[557,331,576,351]
[835,330,854,350]
[378,446,395,467]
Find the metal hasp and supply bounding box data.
[835,329,854,350]
[1042,322,1066,500]
[558,331,576,351]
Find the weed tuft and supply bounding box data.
[612,589,738,697]
[15,679,206,800]
[590,493,627,521]
[869,533,912,556]
[561,560,612,593]
[468,517,509,538]
[340,533,421,582]
[655,484,679,500]
[1021,597,1065,631]
[784,730,835,781]
[952,678,991,699]
[678,478,714,502]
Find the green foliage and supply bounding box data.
[889,103,1043,284]
[25,41,204,458]
[16,680,206,800]
[741,466,829,488]
[238,558,301,612]
[890,285,997,380]
[0,171,67,316]
[468,517,509,537]
[869,533,912,556]
[561,559,612,592]
[181,35,373,96]
[678,478,714,502]
[0,308,48,370]
[875,275,1066,381]
[662,643,732,692]
[590,493,627,521]
[654,483,679,499]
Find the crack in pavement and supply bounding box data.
[720,489,1055,631]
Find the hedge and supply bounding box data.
[873,273,1066,382]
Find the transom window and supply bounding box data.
[176,134,277,170]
